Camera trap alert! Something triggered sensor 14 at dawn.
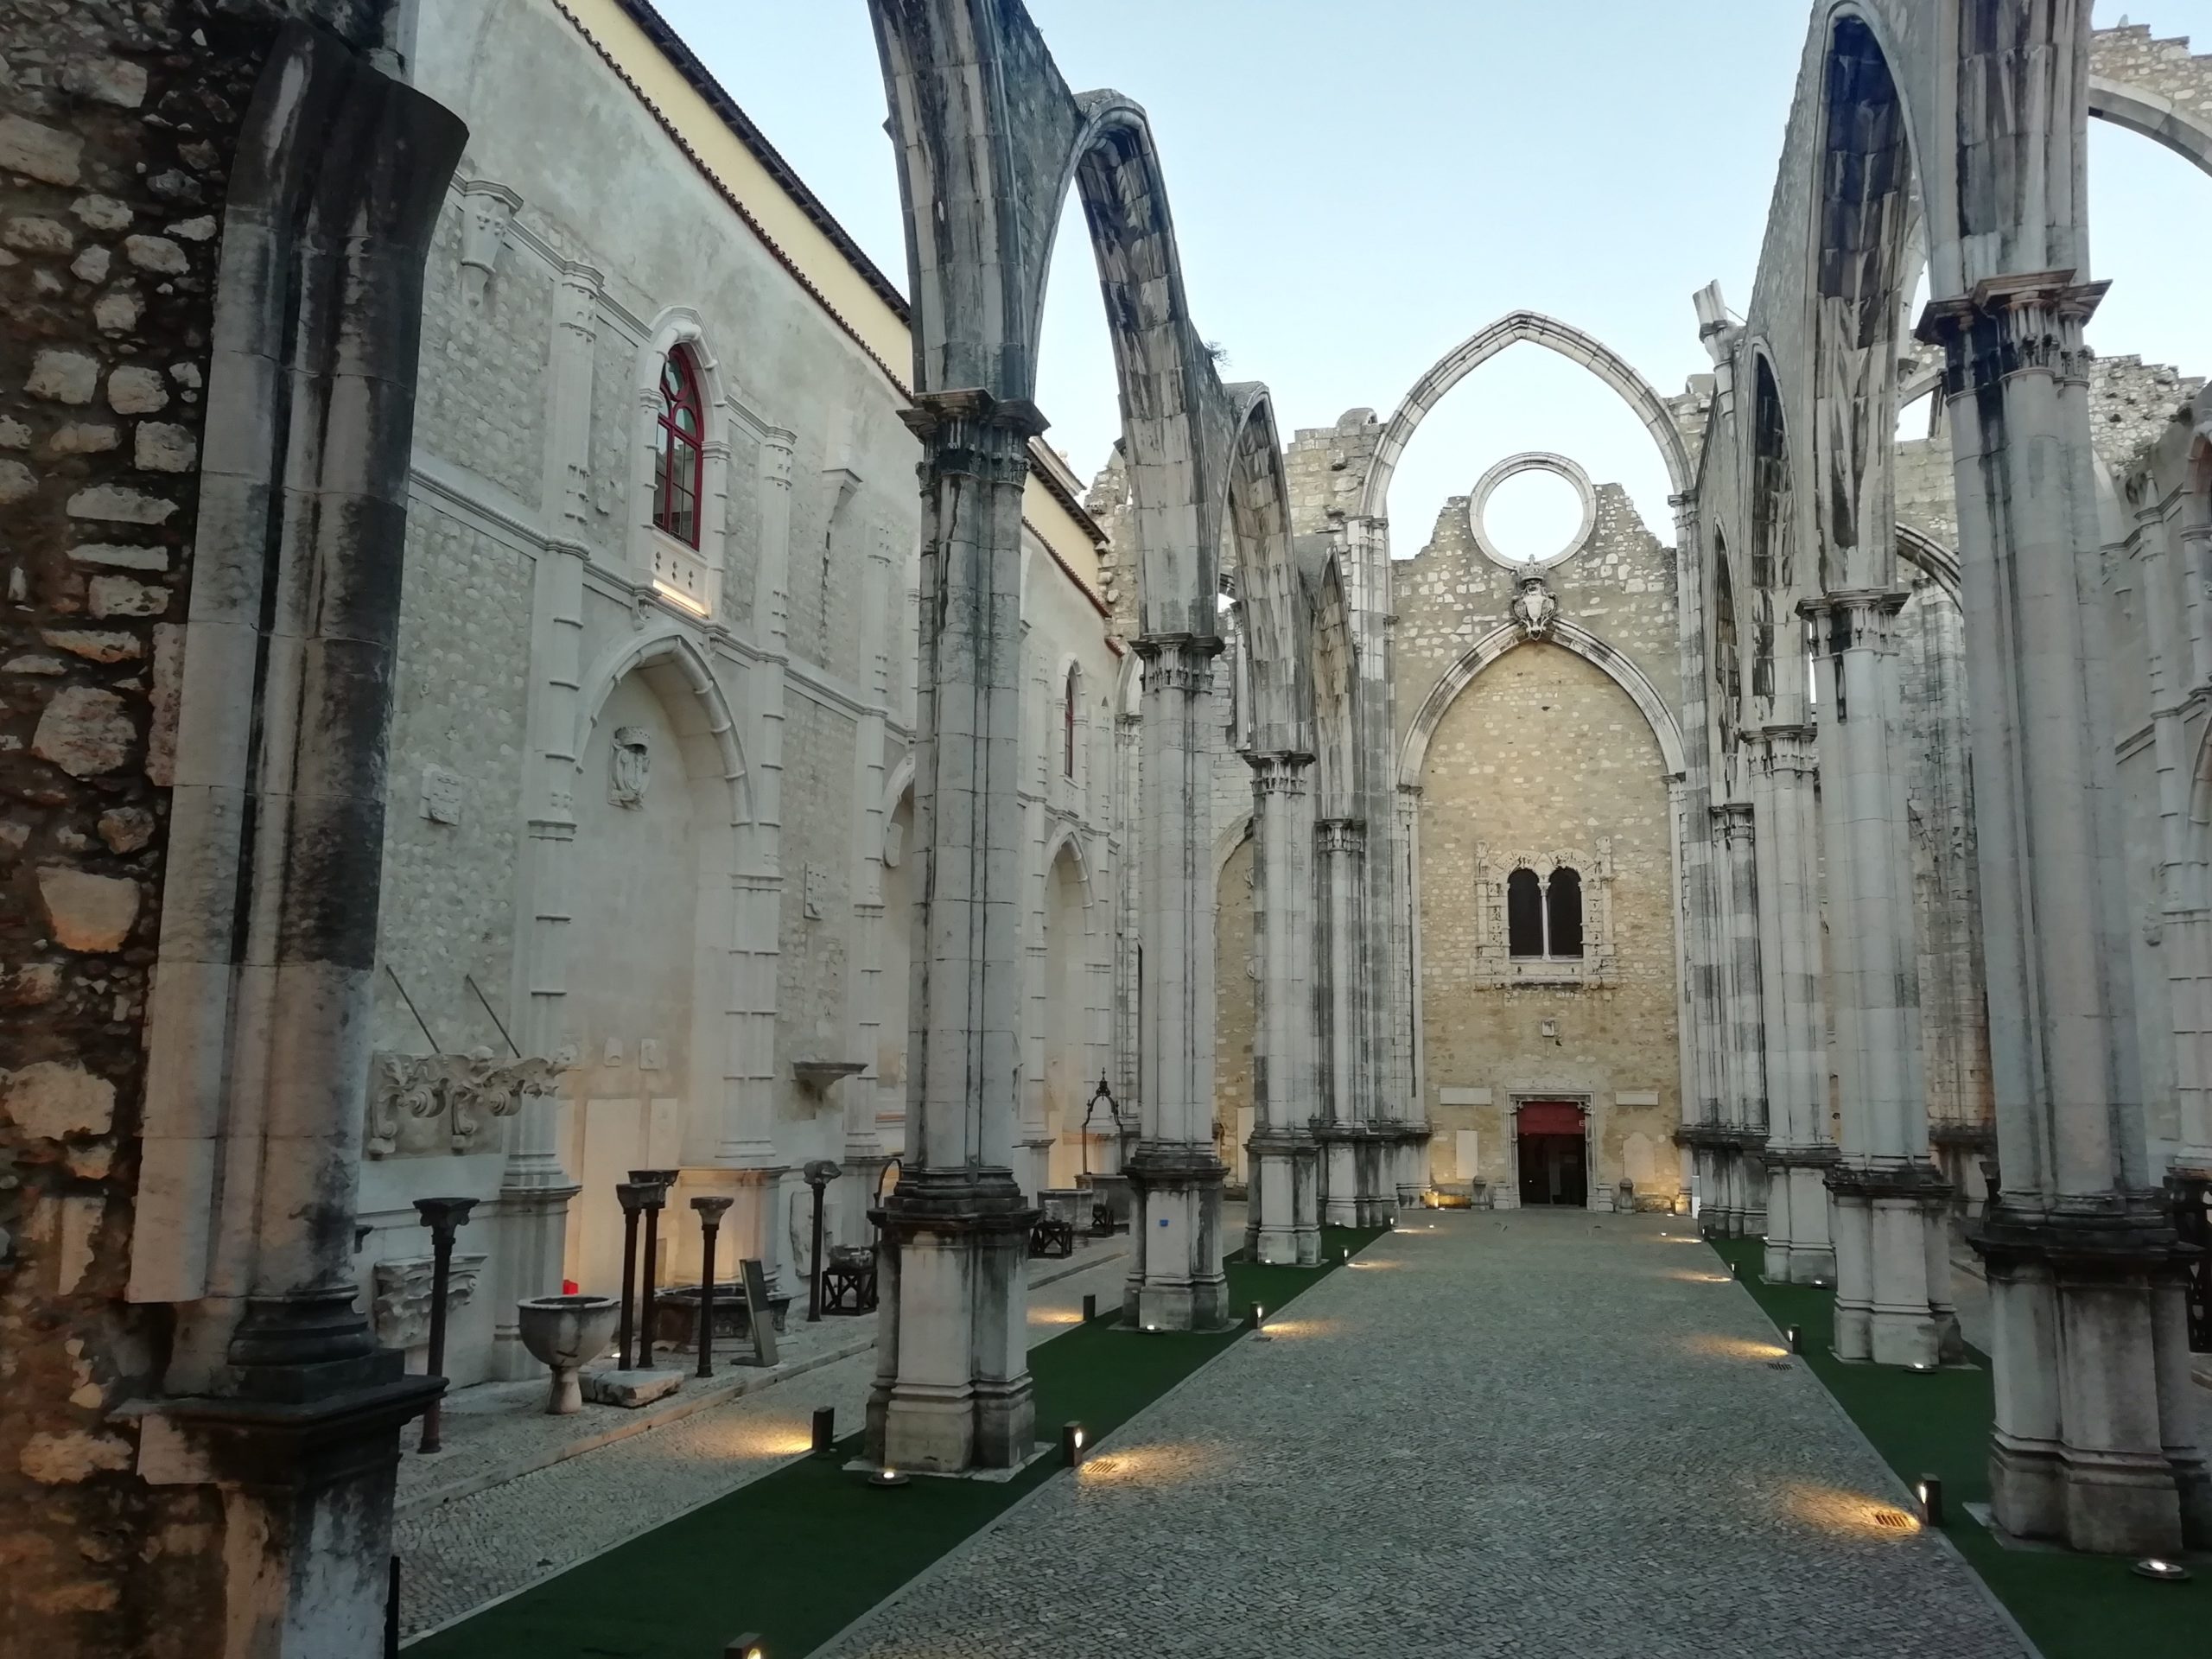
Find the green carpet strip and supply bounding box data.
[410,1226,1388,1659]
[1711,1236,2207,1658]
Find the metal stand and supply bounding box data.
[614,1181,648,1371]
[412,1196,478,1452]
[691,1194,734,1378]
[628,1170,674,1368]
[803,1159,841,1322]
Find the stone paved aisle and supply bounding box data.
[820,1213,2030,1659]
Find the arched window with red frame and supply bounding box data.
[652,346,704,548]
[1063,664,1080,779]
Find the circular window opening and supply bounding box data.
[1467,452,1597,571]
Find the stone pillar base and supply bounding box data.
[139,1352,440,1659]
[1246,1128,1319,1268]
[1827,1162,1955,1366]
[1122,1142,1229,1331]
[1319,1134,1361,1228]
[1760,1151,1838,1285]
[867,1168,1037,1473]
[1971,1201,2212,1554]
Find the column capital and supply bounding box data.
[1316,817,1366,855]
[1135,632,1223,695]
[1914,272,2108,393]
[899,390,1046,486]
[1798,587,1908,650]
[1247,749,1315,793]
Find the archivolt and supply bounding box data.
[1398,624,1688,784]
[2092,74,2212,179]
[1361,311,1694,523]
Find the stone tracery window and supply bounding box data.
[652,346,705,548]
[1064,663,1080,779]
[1478,845,1614,986]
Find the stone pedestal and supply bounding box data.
[1972,1202,2212,1554]
[1246,1125,1319,1267]
[1122,1143,1229,1331]
[1827,1163,1958,1366]
[1761,1145,1838,1283]
[867,1169,1037,1472]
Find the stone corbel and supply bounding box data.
[366,1051,569,1156]
[457,179,522,308]
[371,1249,487,1349]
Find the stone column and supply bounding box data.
[1245,750,1322,1266]
[696,430,794,1293]
[1714,803,1769,1236]
[489,257,599,1376]
[1923,279,2209,1552]
[1122,633,1230,1332]
[1802,588,1955,1367]
[843,523,897,1236]
[867,391,1039,1472]
[1316,816,1370,1225]
[1749,725,1836,1282]
[1394,783,1429,1199]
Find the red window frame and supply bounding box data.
[653,346,705,548]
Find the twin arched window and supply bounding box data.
[652,346,704,548]
[1507,866,1584,960]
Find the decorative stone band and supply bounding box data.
[1967,1196,2195,1277]
[1713,801,1756,849]
[1822,1160,1955,1205]
[1758,1141,1844,1171]
[1245,1123,1321,1155]
[366,1052,569,1159]
[1316,817,1367,857]
[1672,1124,1771,1151]
[1247,750,1316,794]
[1748,723,1820,779]
[1798,587,1910,655]
[1915,271,2111,396]
[897,388,1049,488]
[1928,1122,1999,1150]
[1134,631,1223,696]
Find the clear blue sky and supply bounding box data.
[658,0,2212,559]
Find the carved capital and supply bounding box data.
[371,1251,486,1350]
[1798,587,1907,653]
[456,179,522,307]
[1247,750,1314,797]
[1316,817,1366,856]
[1915,272,2109,396]
[1135,632,1223,696]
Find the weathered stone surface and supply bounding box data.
[95,808,153,853]
[70,542,167,570]
[4,216,74,254]
[132,422,194,473]
[4,655,67,675]
[92,289,138,334]
[122,234,186,275]
[106,365,165,414]
[0,460,34,504]
[67,484,172,524]
[47,423,117,455]
[0,116,83,187]
[87,575,166,618]
[582,1368,684,1408]
[38,868,140,951]
[70,245,111,283]
[31,686,133,776]
[3,963,63,1005]
[60,58,149,110]
[17,1432,131,1486]
[27,349,98,405]
[0,417,29,448]
[42,630,141,663]
[2,1061,115,1141]
[70,194,130,232]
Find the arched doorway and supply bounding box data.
[1041,838,1090,1187]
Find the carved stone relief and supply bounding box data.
[365,1051,569,1158]
[372,1250,487,1349]
[420,764,464,825]
[610,726,651,808]
[456,179,521,308]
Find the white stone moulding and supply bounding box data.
[365,1052,569,1158]
[1465,450,1598,573]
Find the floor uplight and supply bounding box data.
[810,1406,836,1455]
[1905,1361,1937,1375]
[1062,1421,1086,1467]
[1915,1474,1944,1527]
[1082,1293,1097,1323]
[725,1634,765,1659]
[2133,1558,2191,1581]
[1249,1302,1266,1328]
[868,1466,909,1488]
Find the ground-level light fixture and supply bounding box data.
[1785,1325,1803,1355]
[1082,1293,1097,1323]
[1915,1475,1944,1528]
[1143,1322,1159,1333]
[1062,1421,1086,1467]
[1905,1361,1937,1376]
[1249,1302,1265,1328]
[811,1406,836,1455]
[868,1466,910,1488]
[725,1636,765,1659]
[2133,1558,2192,1581]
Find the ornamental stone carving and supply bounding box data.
[366,1050,569,1158]
[372,1250,487,1349]
[610,726,651,808]
[1510,574,1559,642]
[456,179,521,308]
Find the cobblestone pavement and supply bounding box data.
[397,1238,1133,1640]
[819,1213,2030,1659]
